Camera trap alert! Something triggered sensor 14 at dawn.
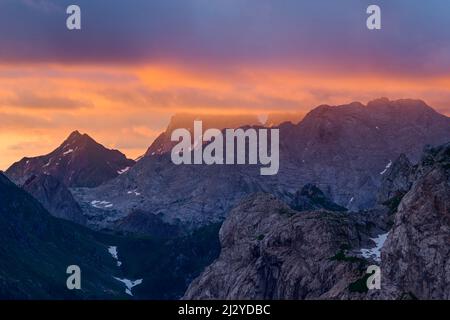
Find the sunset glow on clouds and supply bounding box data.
[1,0,449,169]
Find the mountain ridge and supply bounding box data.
[6,131,135,188]
[72,98,450,233]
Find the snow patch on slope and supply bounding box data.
[117,167,130,175]
[127,190,141,196]
[380,160,392,175]
[91,200,113,208]
[108,245,143,296]
[63,149,74,156]
[108,246,122,267]
[360,232,389,262]
[113,278,143,296]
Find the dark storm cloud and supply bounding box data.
[0,0,449,75]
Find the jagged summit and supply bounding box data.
[144,113,261,157]
[67,129,82,139]
[367,97,429,109]
[303,98,439,121]
[6,131,135,188]
[144,112,304,157]
[62,130,103,148]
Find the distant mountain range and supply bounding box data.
[4,98,449,233]
[66,98,450,233]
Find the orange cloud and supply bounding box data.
[0,63,449,170]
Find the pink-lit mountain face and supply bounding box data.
[145,112,304,157]
[69,98,450,233]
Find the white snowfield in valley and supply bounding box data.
[113,278,143,296]
[107,245,143,296]
[360,232,389,262]
[108,246,122,267]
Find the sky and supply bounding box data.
[1,0,450,169]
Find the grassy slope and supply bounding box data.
[0,173,221,299]
[94,223,222,299]
[0,174,126,299]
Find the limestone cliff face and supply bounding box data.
[377,153,414,206]
[381,143,450,299]
[183,193,388,300]
[184,143,450,300]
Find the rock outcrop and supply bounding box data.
[381,143,450,299]
[183,193,387,299]
[377,153,414,206]
[184,143,450,300]
[145,114,261,157]
[22,174,87,225]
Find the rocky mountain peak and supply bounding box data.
[6,131,135,188]
[59,130,107,154]
[367,97,391,106]
[367,98,444,125]
[302,98,437,124]
[367,97,428,110]
[144,113,262,157]
[67,129,82,140]
[164,113,266,135]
